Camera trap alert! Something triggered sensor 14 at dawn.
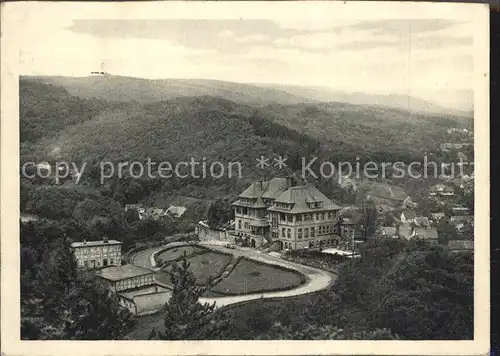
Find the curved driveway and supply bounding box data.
[129,242,336,308]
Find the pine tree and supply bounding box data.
[151,252,228,340]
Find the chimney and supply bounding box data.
[103,236,108,244]
[255,180,263,190]
[286,175,296,188]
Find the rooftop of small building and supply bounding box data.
[71,240,122,248]
[96,264,155,281]
[268,184,340,213]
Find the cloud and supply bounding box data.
[347,19,464,36]
[19,17,474,110]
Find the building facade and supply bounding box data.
[233,178,342,251]
[71,239,122,269]
[96,265,171,315]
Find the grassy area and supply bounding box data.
[209,258,305,295]
[156,245,206,263]
[163,251,233,285]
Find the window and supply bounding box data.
[244,222,249,229]
[280,213,286,221]
[328,211,333,219]
[296,215,302,222]
[298,228,302,239]
[282,228,286,237]
[103,259,108,267]
[238,220,242,229]
[304,228,309,238]
[110,259,114,265]
[287,228,291,238]
[287,215,293,222]
[84,260,88,268]
[310,227,315,237]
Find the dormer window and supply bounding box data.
[307,201,323,209]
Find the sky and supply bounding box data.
[18,17,474,110]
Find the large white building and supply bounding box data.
[232,178,343,250]
[71,239,122,269]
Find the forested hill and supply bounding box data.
[20,77,469,167]
[22,75,311,106]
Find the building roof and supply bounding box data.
[382,226,397,236]
[414,227,439,240]
[166,205,187,217]
[96,265,154,281]
[71,240,122,248]
[414,217,430,226]
[238,177,291,200]
[398,223,414,239]
[366,183,407,202]
[450,215,474,223]
[268,184,340,213]
[448,240,474,251]
[429,184,454,193]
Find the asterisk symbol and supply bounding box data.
[274,155,287,169]
[256,156,270,169]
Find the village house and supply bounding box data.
[430,212,445,221]
[165,205,187,218]
[400,210,417,224]
[447,240,474,253]
[96,265,171,316]
[381,226,398,238]
[449,215,474,232]
[413,227,439,244]
[451,204,471,215]
[381,223,414,240]
[71,238,122,269]
[232,178,342,251]
[428,184,454,199]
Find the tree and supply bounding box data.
[436,218,458,244]
[206,199,233,228]
[354,201,378,239]
[150,253,228,340]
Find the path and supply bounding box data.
[128,241,336,308]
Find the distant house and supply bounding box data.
[365,183,408,207]
[398,223,414,240]
[428,184,454,198]
[448,240,474,253]
[430,212,445,221]
[381,226,398,238]
[449,215,474,232]
[96,265,171,316]
[413,227,439,244]
[400,210,417,223]
[146,207,165,220]
[165,205,187,218]
[414,216,430,227]
[440,142,471,151]
[451,204,470,215]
